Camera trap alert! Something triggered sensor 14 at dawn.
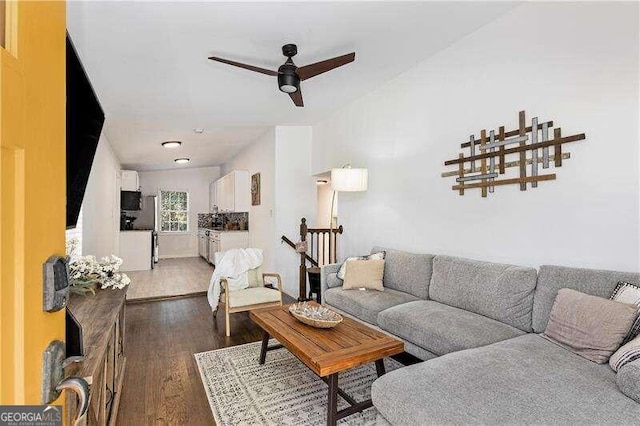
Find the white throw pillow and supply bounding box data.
[610,281,640,344]
[610,334,640,372]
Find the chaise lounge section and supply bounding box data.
[320,248,640,424]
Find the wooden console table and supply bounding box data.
[65,288,127,425]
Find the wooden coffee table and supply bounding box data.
[250,303,404,426]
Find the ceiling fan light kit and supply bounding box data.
[208,43,355,107]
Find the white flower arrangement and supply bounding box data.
[67,251,131,295]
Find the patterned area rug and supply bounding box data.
[194,340,401,425]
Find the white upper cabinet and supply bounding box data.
[209,181,217,213]
[214,170,250,212]
[121,170,139,191]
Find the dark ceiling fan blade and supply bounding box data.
[208,56,278,76]
[296,52,355,81]
[289,89,304,107]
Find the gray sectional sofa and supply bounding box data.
[320,247,640,424]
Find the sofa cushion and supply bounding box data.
[377,300,525,356]
[429,255,537,331]
[371,246,434,299]
[228,287,281,308]
[324,287,420,325]
[533,265,640,333]
[617,358,640,403]
[371,334,640,425]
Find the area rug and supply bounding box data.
[194,340,402,425]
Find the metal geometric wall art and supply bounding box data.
[442,110,585,197]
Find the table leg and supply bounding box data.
[375,359,386,377]
[259,331,269,365]
[327,373,338,426]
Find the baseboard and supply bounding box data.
[126,291,207,304]
[158,254,200,259]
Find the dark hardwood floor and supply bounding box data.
[116,293,419,425]
[116,294,294,425]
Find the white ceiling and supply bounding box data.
[67,1,517,171]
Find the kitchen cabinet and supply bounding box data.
[209,180,218,213]
[208,231,249,264]
[214,170,250,212]
[198,229,209,260]
[119,231,152,271]
[120,170,139,191]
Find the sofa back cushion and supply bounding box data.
[429,255,537,332]
[371,246,434,299]
[533,265,640,333]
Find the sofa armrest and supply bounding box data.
[617,358,640,403]
[320,263,342,301]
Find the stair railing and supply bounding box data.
[281,217,343,300]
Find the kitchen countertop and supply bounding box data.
[199,228,248,233]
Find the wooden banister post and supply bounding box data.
[299,218,308,301]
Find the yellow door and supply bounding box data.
[0,0,67,415]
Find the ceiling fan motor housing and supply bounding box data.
[278,62,300,93]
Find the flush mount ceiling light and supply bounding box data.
[162,141,182,148]
[174,158,190,164]
[193,128,204,134]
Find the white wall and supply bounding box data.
[312,2,640,272]
[221,127,316,297]
[222,129,276,271]
[81,133,121,258]
[274,126,317,297]
[139,166,221,258]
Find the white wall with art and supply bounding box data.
[222,129,276,271]
[312,2,639,272]
[221,126,316,297]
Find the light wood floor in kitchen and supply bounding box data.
[126,257,214,301]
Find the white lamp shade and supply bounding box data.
[331,168,368,192]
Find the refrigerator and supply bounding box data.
[133,195,159,266]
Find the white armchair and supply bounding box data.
[212,251,283,336]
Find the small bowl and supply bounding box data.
[289,303,343,329]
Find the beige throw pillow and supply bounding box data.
[542,288,638,364]
[343,259,385,291]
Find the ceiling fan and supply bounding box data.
[208,44,355,107]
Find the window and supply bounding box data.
[160,190,189,232]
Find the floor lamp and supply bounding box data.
[329,165,368,263]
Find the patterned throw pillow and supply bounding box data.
[610,281,640,344]
[337,251,385,280]
[610,334,640,372]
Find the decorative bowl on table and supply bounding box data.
[289,302,343,329]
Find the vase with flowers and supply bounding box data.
[66,238,131,295]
